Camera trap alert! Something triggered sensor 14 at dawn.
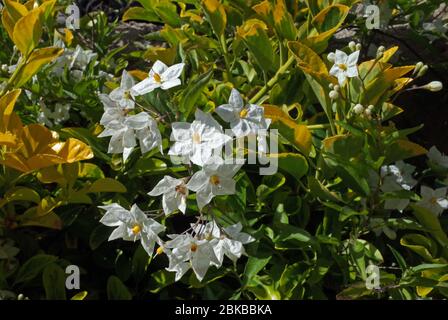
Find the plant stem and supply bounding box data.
[249,55,295,105]
[219,34,233,84]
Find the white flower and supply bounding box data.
[37,101,70,127]
[329,50,360,86]
[164,233,220,281]
[168,109,231,166]
[135,115,163,154]
[417,186,448,216]
[98,94,126,128]
[192,221,254,266]
[0,239,20,260]
[215,89,271,138]
[109,70,135,110]
[98,203,165,256]
[131,60,185,96]
[380,161,417,211]
[148,176,189,215]
[98,111,162,160]
[428,146,448,168]
[186,156,241,209]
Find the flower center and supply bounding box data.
[123,90,131,99]
[239,108,249,118]
[210,175,220,186]
[192,132,202,144]
[338,63,348,71]
[156,246,164,255]
[430,197,438,205]
[190,243,198,252]
[153,73,162,83]
[175,184,187,195]
[132,224,141,235]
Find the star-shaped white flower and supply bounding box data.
[427,146,448,169]
[164,233,220,281]
[215,89,271,137]
[148,176,189,215]
[329,50,360,86]
[186,156,241,209]
[109,70,135,110]
[417,186,448,216]
[131,60,185,96]
[380,161,417,211]
[168,109,231,166]
[98,203,165,256]
[98,110,162,160]
[192,221,254,267]
[125,111,163,155]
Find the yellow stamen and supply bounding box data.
[132,224,141,235]
[430,197,438,205]
[123,90,131,99]
[210,175,220,186]
[239,108,249,118]
[338,63,348,71]
[153,73,162,83]
[192,132,201,144]
[190,243,198,252]
[156,246,164,255]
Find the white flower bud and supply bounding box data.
[349,41,356,51]
[367,105,374,111]
[329,90,339,100]
[327,52,335,62]
[356,43,362,51]
[413,62,424,75]
[364,108,372,117]
[424,81,443,92]
[329,83,334,89]
[353,104,364,114]
[334,85,340,92]
[417,65,428,78]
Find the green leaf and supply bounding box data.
[243,256,271,287]
[275,153,309,180]
[15,254,58,285]
[202,0,227,36]
[43,263,67,300]
[89,224,112,250]
[411,204,448,255]
[86,178,127,193]
[122,7,160,23]
[132,245,152,283]
[179,69,214,119]
[106,276,132,300]
[0,187,40,208]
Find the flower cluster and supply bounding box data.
[97,61,270,281]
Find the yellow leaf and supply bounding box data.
[64,28,74,46]
[14,47,64,87]
[305,5,350,53]
[0,89,22,132]
[1,124,93,173]
[202,0,227,36]
[4,0,28,22]
[2,9,16,40]
[380,46,399,63]
[0,132,18,147]
[263,104,312,155]
[12,9,42,56]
